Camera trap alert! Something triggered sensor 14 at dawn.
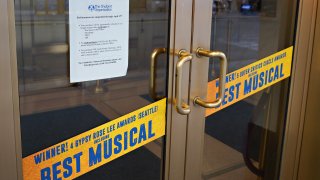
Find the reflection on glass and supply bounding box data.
[203,0,296,179]
[15,0,170,179]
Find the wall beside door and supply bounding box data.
[297,1,320,179]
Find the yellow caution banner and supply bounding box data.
[23,98,167,180]
[206,46,293,117]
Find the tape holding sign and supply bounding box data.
[22,98,166,180]
[206,46,293,117]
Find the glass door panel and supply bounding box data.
[188,0,298,179]
[14,0,171,179]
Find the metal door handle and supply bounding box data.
[176,50,193,115]
[193,48,227,108]
[150,48,166,101]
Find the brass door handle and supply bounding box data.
[176,50,193,115]
[193,48,227,108]
[150,48,166,101]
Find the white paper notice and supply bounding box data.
[69,0,129,82]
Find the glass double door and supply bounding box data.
[12,0,298,179]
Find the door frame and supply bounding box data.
[0,0,23,179]
[0,0,318,180]
[280,0,320,179]
[165,0,194,180]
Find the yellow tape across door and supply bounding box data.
[206,46,293,117]
[22,47,293,180]
[22,98,166,180]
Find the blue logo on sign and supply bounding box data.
[88,4,112,12]
[88,5,96,11]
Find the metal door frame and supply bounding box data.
[165,0,194,179]
[280,0,320,179]
[296,1,320,178]
[0,0,23,179]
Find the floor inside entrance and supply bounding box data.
[203,134,257,180]
[19,74,260,179]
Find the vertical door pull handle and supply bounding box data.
[176,50,193,115]
[150,48,167,101]
[193,48,227,108]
